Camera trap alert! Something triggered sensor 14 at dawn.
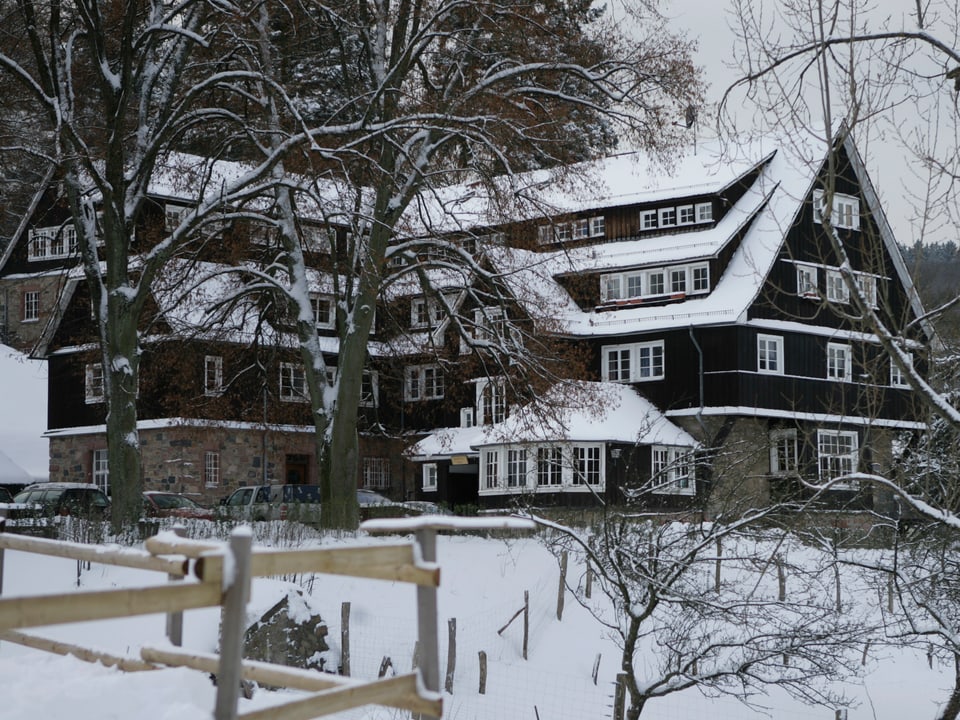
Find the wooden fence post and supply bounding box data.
[415,528,441,720]
[887,574,894,613]
[585,562,593,599]
[214,528,252,720]
[340,601,351,677]
[444,618,456,694]
[166,526,186,647]
[478,651,487,694]
[613,672,628,720]
[557,551,567,621]
[523,590,529,661]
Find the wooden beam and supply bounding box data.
[0,582,222,631]
[195,544,439,587]
[145,535,221,558]
[141,648,442,716]
[0,533,188,576]
[239,673,441,720]
[0,630,158,672]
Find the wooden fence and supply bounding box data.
[0,521,445,720]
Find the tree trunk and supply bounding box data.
[938,653,960,720]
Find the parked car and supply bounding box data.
[357,488,410,520]
[11,482,110,520]
[143,491,214,520]
[219,484,322,523]
[0,487,13,504]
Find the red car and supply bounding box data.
[143,492,214,520]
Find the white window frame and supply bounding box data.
[769,429,798,475]
[573,445,603,486]
[658,207,677,228]
[204,451,220,488]
[855,274,878,308]
[669,268,687,294]
[204,355,224,397]
[589,216,605,237]
[474,306,506,343]
[484,449,500,489]
[537,225,555,245]
[601,274,623,302]
[279,362,308,402]
[825,269,849,303]
[165,203,189,232]
[405,364,444,401]
[695,202,713,223]
[647,270,665,296]
[817,429,859,489]
[572,218,591,240]
[313,294,335,329]
[826,342,852,381]
[92,449,109,494]
[536,446,563,486]
[460,407,475,428]
[85,363,105,404]
[677,205,695,225]
[651,446,695,495]
[360,370,379,408]
[797,264,819,298]
[890,353,912,388]
[22,290,39,322]
[422,463,438,491]
[362,457,391,489]
[477,377,507,424]
[507,448,528,488]
[411,297,443,329]
[691,264,710,293]
[601,341,665,383]
[813,189,860,231]
[757,334,784,375]
[639,209,658,230]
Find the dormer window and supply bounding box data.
[696,203,713,222]
[28,225,77,261]
[537,216,605,245]
[313,294,335,329]
[658,208,677,227]
[165,204,189,232]
[678,205,695,225]
[600,263,709,304]
[411,297,444,329]
[813,189,860,230]
[640,210,658,230]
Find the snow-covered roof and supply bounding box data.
[409,382,697,459]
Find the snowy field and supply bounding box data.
[0,524,952,720]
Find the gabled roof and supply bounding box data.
[409,381,697,460]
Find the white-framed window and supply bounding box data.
[651,446,695,495]
[555,223,572,242]
[658,207,677,228]
[204,451,220,488]
[204,355,224,397]
[405,364,444,400]
[460,407,475,428]
[647,270,665,295]
[639,209,658,230]
[165,203,189,232]
[279,362,308,402]
[817,429,859,488]
[411,297,444,329]
[677,205,695,225]
[537,225,555,245]
[826,342,852,381]
[602,275,623,302]
[474,306,506,343]
[573,445,602,485]
[691,264,710,293]
[590,216,605,237]
[360,370,379,407]
[769,429,798,475]
[507,448,528,487]
[484,449,499,489]
[92,449,109,494]
[757,334,784,375]
[302,225,333,253]
[22,290,39,322]
[890,353,912,388]
[537,446,563,486]
[477,377,506,424]
[362,457,391,488]
[797,264,819,298]
[601,341,665,383]
[85,363,105,404]
[572,218,591,240]
[28,225,78,261]
[312,294,335,329]
[813,189,860,231]
[625,273,643,298]
[422,463,438,491]
[695,202,713,223]
[670,268,687,294]
[855,274,878,308]
[826,269,849,303]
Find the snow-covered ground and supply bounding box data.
[0,526,951,720]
